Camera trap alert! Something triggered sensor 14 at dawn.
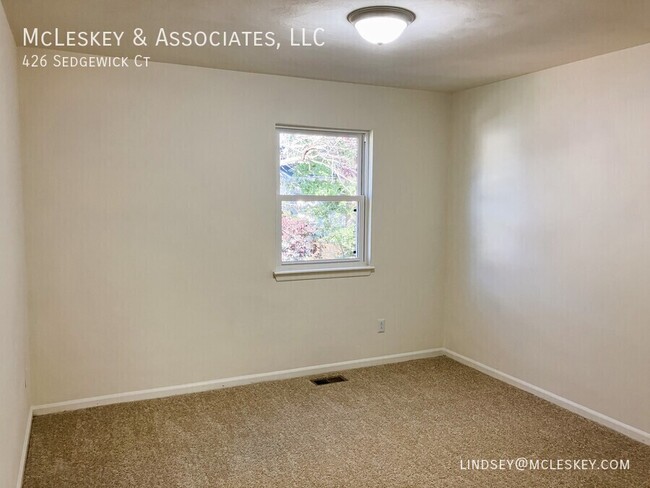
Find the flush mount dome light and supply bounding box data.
[347,6,416,45]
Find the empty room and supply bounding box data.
[1,0,649,487]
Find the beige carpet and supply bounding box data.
[23,357,650,487]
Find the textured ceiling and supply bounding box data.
[3,0,650,91]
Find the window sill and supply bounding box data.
[273,265,375,282]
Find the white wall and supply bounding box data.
[0,3,30,487]
[446,43,650,433]
[19,50,450,405]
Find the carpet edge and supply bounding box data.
[31,348,445,416]
[444,348,650,446]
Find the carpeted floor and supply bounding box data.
[23,357,650,487]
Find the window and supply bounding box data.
[274,126,373,281]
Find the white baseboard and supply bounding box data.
[32,348,444,416]
[443,349,650,446]
[29,347,648,447]
[17,406,33,488]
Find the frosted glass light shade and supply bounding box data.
[347,6,416,45]
[354,17,408,45]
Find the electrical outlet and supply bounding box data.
[378,319,386,333]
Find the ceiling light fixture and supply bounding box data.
[347,6,416,45]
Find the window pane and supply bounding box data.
[279,131,359,196]
[281,200,358,262]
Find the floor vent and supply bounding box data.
[310,375,348,386]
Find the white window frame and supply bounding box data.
[274,125,374,281]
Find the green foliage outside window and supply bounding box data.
[280,132,360,262]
